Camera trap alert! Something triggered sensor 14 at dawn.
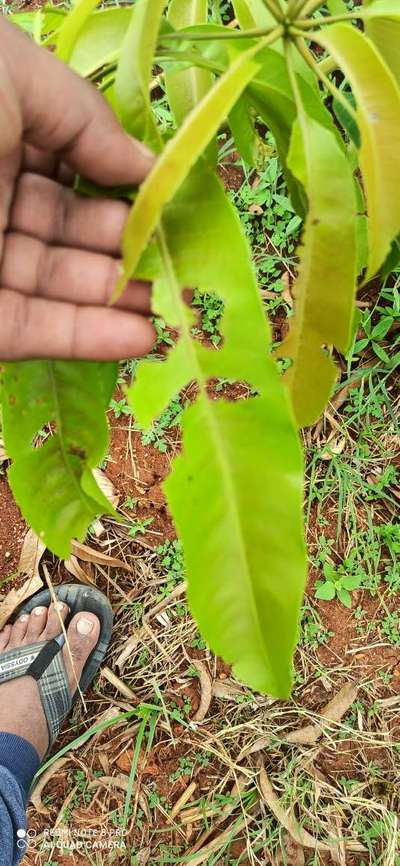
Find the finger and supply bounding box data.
[0,289,156,361]
[1,18,155,185]
[11,172,129,255]
[23,145,76,186]
[22,144,57,178]
[1,232,152,313]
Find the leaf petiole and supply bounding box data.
[292,35,358,126]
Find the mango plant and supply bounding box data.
[3,0,400,697]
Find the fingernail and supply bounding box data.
[77,617,94,636]
[34,606,46,616]
[19,614,29,623]
[55,602,65,612]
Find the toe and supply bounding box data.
[44,601,69,640]
[7,613,30,648]
[63,612,100,694]
[25,606,48,642]
[0,624,12,651]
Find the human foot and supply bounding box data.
[0,603,100,759]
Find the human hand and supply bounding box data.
[0,18,156,361]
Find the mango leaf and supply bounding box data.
[1,362,117,558]
[362,0,400,85]
[10,8,65,39]
[229,95,260,166]
[279,112,357,428]
[232,0,274,28]
[55,0,100,63]
[381,235,400,279]
[128,166,306,697]
[114,33,277,299]
[67,8,132,77]
[165,0,213,125]
[327,0,346,11]
[114,0,166,152]
[245,44,341,215]
[317,24,400,279]
[233,0,316,89]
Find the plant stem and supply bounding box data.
[284,40,303,110]
[297,0,326,18]
[293,36,358,124]
[262,0,285,22]
[319,55,338,75]
[296,10,366,27]
[287,0,314,19]
[157,50,224,75]
[160,24,277,41]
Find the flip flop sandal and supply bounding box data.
[0,584,113,756]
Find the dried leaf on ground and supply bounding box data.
[64,555,95,586]
[274,832,305,866]
[115,632,141,669]
[17,528,46,579]
[71,540,132,571]
[259,767,331,851]
[286,683,358,745]
[0,573,43,629]
[192,660,212,722]
[30,757,69,816]
[238,735,272,760]
[212,679,245,700]
[171,781,197,819]
[92,468,120,509]
[101,666,139,702]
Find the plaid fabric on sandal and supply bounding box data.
[0,637,71,750]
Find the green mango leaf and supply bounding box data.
[233,0,316,90]
[11,8,65,39]
[114,32,281,299]
[279,110,357,428]
[363,0,400,85]
[165,0,213,125]
[55,0,100,63]
[232,0,274,28]
[317,24,400,280]
[229,95,259,166]
[332,92,360,148]
[327,0,346,12]
[1,362,118,558]
[114,0,166,152]
[361,0,400,21]
[67,8,132,76]
[248,46,341,216]
[381,234,400,278]
[128,166,306,697]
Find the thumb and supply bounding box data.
[0,17,155,186]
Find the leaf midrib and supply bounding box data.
[157,224,275,680]
[47,361,90,510]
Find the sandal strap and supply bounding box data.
[36,650,72,746]
[0,639,72,748]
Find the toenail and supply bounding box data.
[34,607,46,616]
[76,618,94,636]
[19,614,29,622]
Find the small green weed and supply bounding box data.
[380,611,400,646]
[315,561,362,607]
[140,395,183,453]
[110,397,131,419]
[128,516,154,538]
